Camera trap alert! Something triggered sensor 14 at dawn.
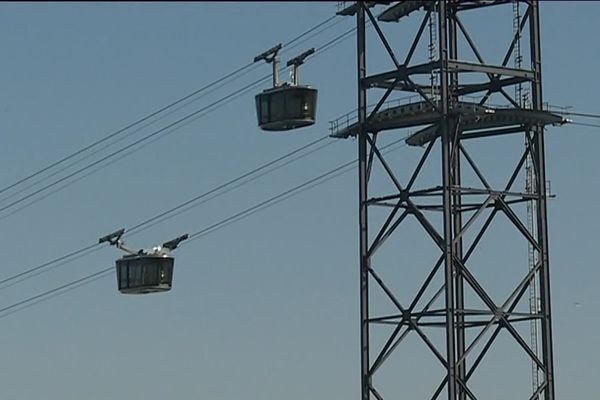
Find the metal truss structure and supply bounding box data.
[331,2,568,399]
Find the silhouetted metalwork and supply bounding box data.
[332,2,567,399]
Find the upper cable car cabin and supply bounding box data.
[254,45,318,132]
[255,84,317,131]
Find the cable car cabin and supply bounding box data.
[116,254,174,294]
[255,85,317,131]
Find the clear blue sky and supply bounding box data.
[0,2,597,399]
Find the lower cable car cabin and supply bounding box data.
[116,254,174,295]
[255,85,317,131]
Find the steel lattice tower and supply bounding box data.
[330,1,567,399]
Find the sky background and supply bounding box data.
[0,2,598,399]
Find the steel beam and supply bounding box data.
[363,62,437,88]
[456,76,529,96]
[447,60,534,78]
[439,3,458,399]
[449,3,467,399]
[357,5,370,400]
[529,2,556,399]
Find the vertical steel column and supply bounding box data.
[447,2,465,399]
[529,1,555,399]
[439,2,457,399]
[357,4,371,400]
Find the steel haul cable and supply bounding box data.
[0,269,113,321]
[0,13,342,200]
[0,135,411,319]
[0,18,355,218]
[0,15,361,292]
[0,139,338,292]
[0,135,332,288]
[0,267,113,319]
[0,14,376,315]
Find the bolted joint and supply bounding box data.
[399,189,410,202]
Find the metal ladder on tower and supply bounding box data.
[428,4,438,102]
[514,0,542,395]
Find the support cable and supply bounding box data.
[568,121,600,128]
[0,268,113,321]
[0,135,332,288]
[0,62,251,198]
[126,138,337,236]
[0,74,270,215]
[549,110,600,119]
[0,135,411,319]
[0,13,342,200]
[0,15,361,291]
[0,20,354,218]
[0,267,113,319]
